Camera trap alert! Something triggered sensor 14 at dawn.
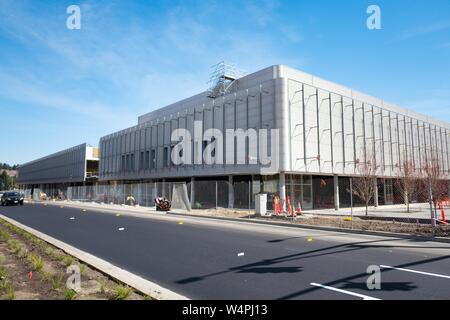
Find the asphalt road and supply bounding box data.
[1,203,450,300]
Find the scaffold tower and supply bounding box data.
[207,61,244,98]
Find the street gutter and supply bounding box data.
[166,211,450,244]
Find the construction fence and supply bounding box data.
[20,180,260,211]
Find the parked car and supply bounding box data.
[1,191,24,206]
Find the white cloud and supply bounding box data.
[0,0,308,134]
[399,20,450,40]
[0,72,135,127]
[243,0,280,26]
[279,25,303,43]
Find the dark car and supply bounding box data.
[1,192,24,206]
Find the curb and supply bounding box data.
[0,214,189,300]
[165,212,450,244]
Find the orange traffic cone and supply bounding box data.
[440,203,447,225]
[287,196,292,216]
[273,196,279,216]
[296,202,302,216]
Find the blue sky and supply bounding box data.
[0,0,449,165]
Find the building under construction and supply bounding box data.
[17,143,99,199]
[97,64,449,210]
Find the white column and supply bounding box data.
[374,178,379,207]
[279,173,286,211]
[228,175,234,208]
[190,177,195,207]
[334,175,340,210]
[274,73,290,173]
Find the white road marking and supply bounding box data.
[118,227,125,231]
[310,283,380,300]
[380,265,450,279]
[237,252,245,257]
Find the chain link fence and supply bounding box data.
[19,180,256,211]
[17,179,449,236]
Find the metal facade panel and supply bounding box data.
[18,144,88,184]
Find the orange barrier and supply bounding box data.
[296,202,302,216]
[287,196,292,216]
[274,196,280,216]
[440,203,447,224]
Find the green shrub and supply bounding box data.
[51,274,64,290]
[194,201,202,209]
[7,239,22,254]
[64,288,77,300]
[29,254,44,271]
[112,284,132,300]
[63,256,73,267]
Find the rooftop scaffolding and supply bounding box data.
[207,61,245,98]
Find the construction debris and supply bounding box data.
[155,197,171,212]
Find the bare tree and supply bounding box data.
[423,153,448,227]
[395,160,420,213]
[352,153,378,216]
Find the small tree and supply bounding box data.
[352,154,378,216]
[0,170,17,190]
[395,160,420,213]
[0,171,7,190]
[422,154,448,226]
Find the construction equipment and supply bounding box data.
[155,197,171,212]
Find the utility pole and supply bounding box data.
[350,177,354,230]
[428,179,435,227]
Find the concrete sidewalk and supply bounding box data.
[304,203,442,220]
[42,199,442,221]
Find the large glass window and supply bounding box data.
[145,151,150,170]
[130,154,135,171]
[312,176,334,209]
[163,147,169,167]
[286,175,313,211]
[384,178,394,205]
[262,175,279,210]
[139,152,144,170]
[151,149,156,169]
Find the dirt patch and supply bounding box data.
[257,214,450,237]
[184,207,450,237]
[0,219,149,300]
[0,241,60,300]
[191,207,253,218]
